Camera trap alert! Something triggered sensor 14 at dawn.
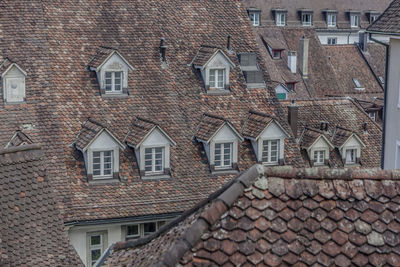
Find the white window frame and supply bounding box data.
[92,150,113,179]
[276,13,286,26]
[214,142,233,169]
[313,150,325,165]
[126,224,140,239]
[370,15,379,24]
[124,221,167,240]
[327,37,337,45]
[350,14,359,28]
[368,112,376,121]
[144,146,165,174]
[261,139,280,165]
[250,12,260,26]
[209,69,225,89]
[302,13,312,26]
[105,71,123,93]
[87,231,107,267]
[345,148,357,164]
[327,13,337,27]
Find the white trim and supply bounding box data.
[82,128,125,152]
[1,63,27,77]
[95,50,134,72]
[201,49,236,69]
[206,122,244,144]
[131,126,176,149]
[339,133,366,150]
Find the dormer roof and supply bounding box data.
[299,127,334,150]
[242,110,289,140]
[0,58,27,77]
[331,126,366,149]
[261,36,286,51]
[191,46,235,69]
[124,117,176,149]
[73,118,125,152]
[88,46,134,72]
[194,113,243,143]
[5,130,33,148]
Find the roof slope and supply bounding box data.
[0,145,83,266]
[104,165,400,266]
[281,98,382,167]
[367,0,400,35]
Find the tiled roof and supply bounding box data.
[88,46,116,69]
[331,126,363,149]
[281,98,382,167]
[5,130,33,148]
[263,37,286,50]
[243,0,391,29]
[191,46,220,67]
[194,113,241,142]
[0,145,83,266]
[104,165,400,266]
[367,0,400,35]
[0,0,308,224]
[299,127,329,148]
[242,110,274,139]
[361,43,387,86]
[0,58,14,75]
[73,118,107,150]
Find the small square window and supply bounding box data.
[272,50,281,60]
[92,151,113,178]
[313,150,325,165]
[286,83,295,91]
[126,225,140,239]
[144,147,164,174]
[262,139,280,164]
[327,14,337,27]
[250,12,260,26]
[327,37,337,45]
[209,69,225,89]
[370,15,379,24]
[368,112,376,121]
[276,13,286,26]
[104,71,123,92]
[302,13,312,26]
[345,149,356,164]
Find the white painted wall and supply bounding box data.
[139,128,172,171]
[3,65,26,103]
[340,136,362,160]
[309,137,330,161]
[204,51,232,89]
[256,121,286,163]
[317,31,360,45]
[384,38,400,169]
[209,124,239,166]
[99,53,130,90]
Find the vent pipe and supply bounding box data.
[160,38,167,62]
[227,35,231,51]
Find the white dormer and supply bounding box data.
[74,119,125,181]
[88,48,133,95]
[340,134,366,165]
[306,135,334,166]
[194,114,243,172]
[125,118,176,178]
[2,63,26,103]
[192,46,235,93]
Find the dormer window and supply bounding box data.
[272,50,282,59]
[276,12,286,26]
[327,13,337,27]
[299,127,334,167]
[350,13,360,28]
[353,78,364,90]
[366,11,380,24]
[299,10,313,27]
[73,118,125,181]
[242,110,289,165]
[125,117,175,178]
[332,126,366,166]
[88,47,133,96]
[239,53,265,89]
[247,8,261,26]
[191,46,235,93]
[1,60,26,103]
[194,113,243,172]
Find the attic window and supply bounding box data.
[350,14,360,27]
[286,82,296,91]
[210,69,225,89]
[313,150,325,165]
[276,12,286,26]
[249,11,260,26]
[302,13,312,26]
[272,50,282,60]
[88,47,133,96]
[370,14,379,24]
[327,13,337,27]
[345,149,356,164]
[1,62,27,103]
[353,78,364,90]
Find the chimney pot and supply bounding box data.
[227,35,231,51]
[160,38,167,62]
[288,104,299,138]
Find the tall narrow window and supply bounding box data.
[327,14,337,27]
[88,234,103,266]
[92,151,113,178]
[276,13,286,26]
[250,12,260,26]
[214,143,232,168]
[313,150,325,165]
[262,139,279,164]
[351,15,359,27]
[144,147,164,173]
[345,149,356,164]
[302,13,312,26]
[105,71,123,92]
[209,69,225,89]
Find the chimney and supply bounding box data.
[160,38,167,62]
[288,100,299,138]
[288,51,297,74]
[299,36,309,78]
[359,32,367,52]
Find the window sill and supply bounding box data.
[206,89,231,95]
[89,178,120,185]
[102,93,129,98]
[262,162,279,166]
[211,169,239,175]
[142,174,171,180]
[247,83,266,89]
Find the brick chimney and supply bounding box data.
[299,36,309,78]
[288,101,299,138]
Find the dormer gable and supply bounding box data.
[125,117,175,177]
[299,127,334,166]
[191,46,235,93]
[332,126,366,165]
[242,110,289,165]
[88,47,134,96]
[73,118,125,181]
[194,113,242,172]
[5,130,33,148]
[1,59,27,103]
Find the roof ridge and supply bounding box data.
[202,112,227,122]
[248,109,273,119]
[86,117,107,129]
[135,116,158,126]
[0,144,41,156]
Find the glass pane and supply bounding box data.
[155,147,162,153]
[127,225,139,236]
[144,222,156,235]
[91,235,101,245]
[105,72,112,91]
[217,70,224,88]
[104,169,111,175]
[91,249,101,263]
[93,151,100,158]
[209,70,215,87]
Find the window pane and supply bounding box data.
[214,143,222,166]
[91,235,101,245]
[105,72,112,91]
[144,222,156,235]
[217,69,224,88]
[209,69,215,87]
[114,72,122,91]
[127,225,139,237]
[91,249,101,264]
